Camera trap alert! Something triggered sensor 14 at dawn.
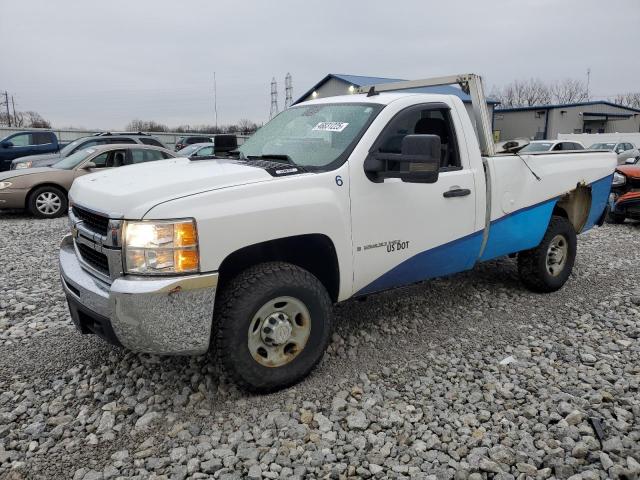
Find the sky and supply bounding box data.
[1,0,638,130]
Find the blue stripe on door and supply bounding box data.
[356,231,484,295]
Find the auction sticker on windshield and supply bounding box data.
[313,122,349,132]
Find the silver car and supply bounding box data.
[590,142,640,165]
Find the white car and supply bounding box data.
[59,74,616,392]
[519,140,586,153]
[590,141,640,165]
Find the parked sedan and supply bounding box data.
[0,144,175,218]
[590,142,640,165]
[519,140,585,153]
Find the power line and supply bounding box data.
[284,73,293,109]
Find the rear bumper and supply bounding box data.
[59,234,218,355]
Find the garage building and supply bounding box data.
[493,101,640,142]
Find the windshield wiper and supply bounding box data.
[246,154,307,172]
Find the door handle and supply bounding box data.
[443,188,471,198]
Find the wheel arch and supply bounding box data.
[25,182,68,209]
[217,234,340,302]
[553,183,592,233]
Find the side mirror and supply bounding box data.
[82,161,97,169]
[1,141,13,149]
[364,134,441,183]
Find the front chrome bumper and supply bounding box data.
[59,234,218,355]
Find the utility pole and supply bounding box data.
[11,96,16,126]
[213,72,218,132]
[586,68,591,101]
[270,77,279,119]
[284,73,293,109]
[4,91,11,127]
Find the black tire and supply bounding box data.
[28,186,67,218]
[517,215,577,293]
[213,262,332,393]
[607,211,626,224]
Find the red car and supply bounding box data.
[609,165,640,223]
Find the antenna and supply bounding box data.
[213,72,218,132]
[586,68,591,101]
[284,73,293,109]
[270,77,279,119]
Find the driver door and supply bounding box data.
[349,103,480,295]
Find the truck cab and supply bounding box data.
[58,74,616,392]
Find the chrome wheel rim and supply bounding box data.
[248,296,311,367]
[35,191,61,215]
[546,234,568,277]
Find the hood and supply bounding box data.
[0,167,58,181]
[70,158,274,218]
[12,153,62,167]
[617,165,640,179]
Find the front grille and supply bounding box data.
[77,243,109,275]
[73,206,109,236]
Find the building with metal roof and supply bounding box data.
[493,101,640,141]
[293,74,499,130]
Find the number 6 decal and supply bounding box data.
[335,175,343,187]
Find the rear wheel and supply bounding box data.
[28,186,67,218]
[518,215,576,293]
[213,262,332,393]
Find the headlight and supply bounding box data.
[15,161,32,169]
[0,181,12,190]
[123,219,199,275]
[613,172,626,186]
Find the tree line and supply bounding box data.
[491,78,640,109]
[124,119,260,135]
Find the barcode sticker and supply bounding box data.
[312,122,349,132]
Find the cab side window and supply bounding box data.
[373,105,460,171]
[9,133,32,146]
[90,152,110,168]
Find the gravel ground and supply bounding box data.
[0,211,639,480]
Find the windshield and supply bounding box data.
[590,143,616,150]
[59,137,91,156]
[520,142,553,152]
[177,144,211,156]
[238,103,383,169]
[52,148,97,170]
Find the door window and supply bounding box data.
[372,104,461,172]
[107,137,137,145]
[90,152,110,168]
[552,143,564,151]
[9,133,31,146]
[139,138,164,147]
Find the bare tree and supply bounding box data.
[492,78,552,107]
[24,111,51,128]
[550,78,589,104]
[610,92,640,109]
[125,119,168,132]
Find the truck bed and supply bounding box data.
[480,150,616,261]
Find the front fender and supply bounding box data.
[144,166,353,300]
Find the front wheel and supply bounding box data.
[28,186,67,218]
[517,215,577,293]
[213,262,332,393]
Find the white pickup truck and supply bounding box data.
[59,74,616,392]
